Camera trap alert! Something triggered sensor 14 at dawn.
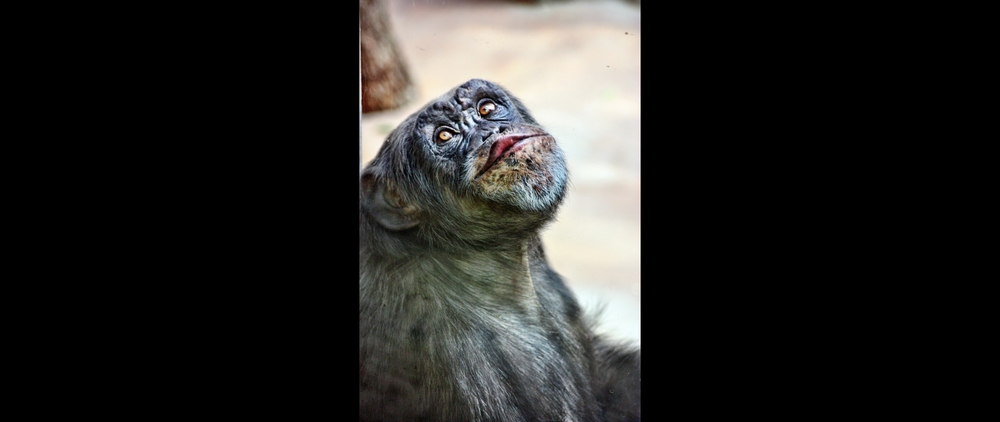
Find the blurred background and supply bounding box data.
[361,0,640,344]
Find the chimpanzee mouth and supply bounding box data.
[475,133,548,178]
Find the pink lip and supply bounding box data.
[478,134,540,177]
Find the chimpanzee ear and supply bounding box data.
[360,169,420,231]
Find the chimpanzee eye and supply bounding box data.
[478,101,497,116]
[436,127,457,143]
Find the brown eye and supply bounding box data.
[437,129,454,143]
[478,101,496,116]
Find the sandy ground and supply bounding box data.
[361,0,640,344]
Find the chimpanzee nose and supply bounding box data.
[480,122,508,139]
[468,122,508,153]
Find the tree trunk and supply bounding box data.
[360,0,416,113]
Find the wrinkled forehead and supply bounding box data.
[451,79,505,107]
[423,80,507,116]
[411,80,508,134]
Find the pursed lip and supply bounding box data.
[475,133,544,178]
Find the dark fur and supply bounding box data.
[360,79,640,422]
